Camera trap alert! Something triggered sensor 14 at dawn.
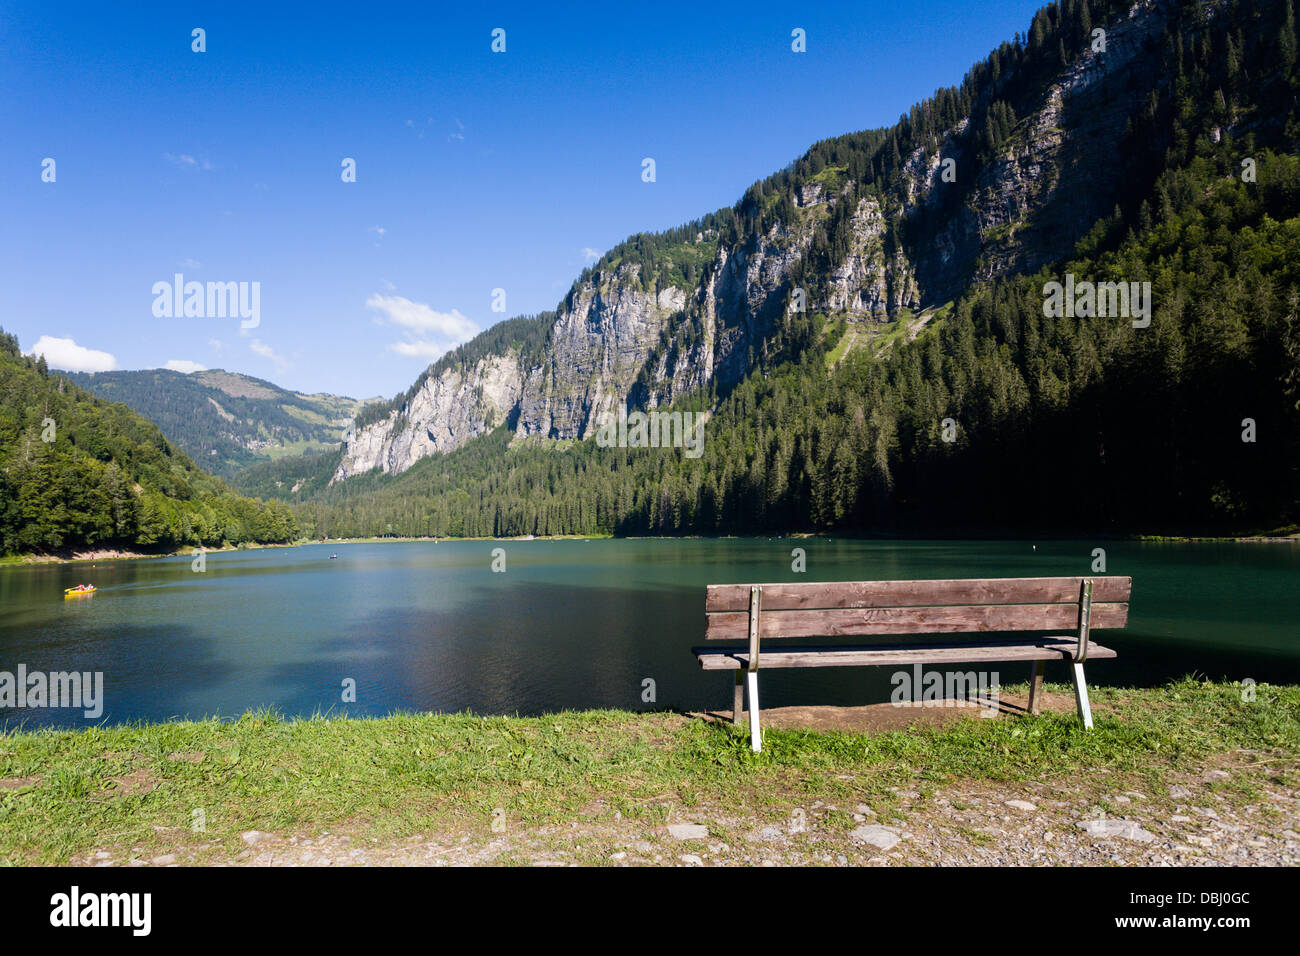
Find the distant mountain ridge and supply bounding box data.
[66,367,378,480]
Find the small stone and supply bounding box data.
[1076,819,1156,843]
[1204,770,1230,781]
[95,851,111,860]
[1169,785,1192,800]
[1005,800,1037,811]
[150,853,176,865]
[850,825,900,851]
[679,854,704,866]
[240,830,271,846]
[609,852,626,861]
[666,824,709,841]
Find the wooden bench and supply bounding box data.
[693,576,1131,752]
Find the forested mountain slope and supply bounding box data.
[0,332,298,555]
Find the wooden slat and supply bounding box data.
[693,639,1119,670]
[705,601,1128,640]
[705,576,1131,612]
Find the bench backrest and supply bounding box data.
[705,576,1131,663]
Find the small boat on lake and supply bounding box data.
[329,554,338,559]
[64,585,96,597]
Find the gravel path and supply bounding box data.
[76,752,1299,867]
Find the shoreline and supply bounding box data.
[2,529,1297,567]
[0,541,300,568]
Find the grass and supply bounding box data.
[261,438,337,461]
[824,321,855,368]
[808,164,849,195]
[1,678,1297,865]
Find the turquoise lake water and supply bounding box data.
[1,538,1297,729]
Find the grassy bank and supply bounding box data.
[1,679,1297,865]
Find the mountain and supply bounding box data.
[0,333,299,556]
[332,0,1183,483]
[65,368,377,480]
[286,0,1300,537]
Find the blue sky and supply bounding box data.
[2,0,1046,399]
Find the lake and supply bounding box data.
[2,538,1298,730]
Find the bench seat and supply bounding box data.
[692,637,1118,671]
[695,576,1132,751]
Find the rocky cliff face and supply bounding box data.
[332,354,524,480]
[913,1,1165,300]
[334,0,1172,483]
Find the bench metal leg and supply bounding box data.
[1071,661,1094,730]
[1028,660,1045,715]
[732,671,744,726]
[746,670,761,752]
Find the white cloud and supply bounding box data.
[367,293,479,362]
[164,359,206,373]
[449,118,466,141]
[207,338,224,353]
[582,247,601,261]
[163,152,213,171]
[249,338,289,372]
[366,294,478,338]
[389,341,447,358]
[27,336,118,372]
[368,225,386,239]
